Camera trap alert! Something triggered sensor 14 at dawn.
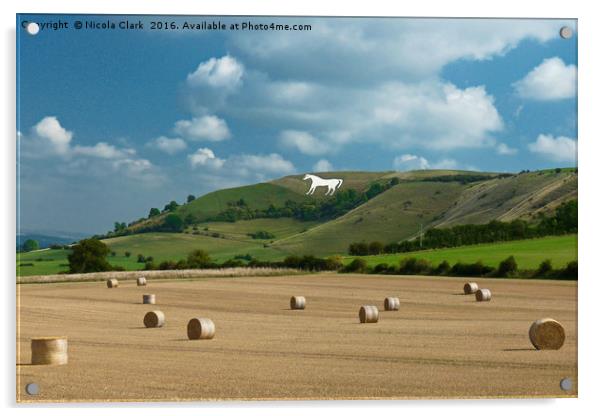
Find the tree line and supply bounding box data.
[341,255,577,280]
[66,238,576,280]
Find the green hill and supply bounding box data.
[18,168,577,276]
[271,169,577,256]
[102,168,580,259]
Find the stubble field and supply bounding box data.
[17,273,577,402]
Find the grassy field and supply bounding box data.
[16,229,292,277]
[345,235,577,270]
[106,169,576,264]
[192,217,320,241]
[273,181,467,255]
[17,273,577,401]
[17,234,577,277]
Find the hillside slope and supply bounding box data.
[271,169,577,255]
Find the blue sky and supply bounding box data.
[17,15,577,235]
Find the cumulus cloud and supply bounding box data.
[371,82,503,149]
[32,116,73,155]
[188,147,295,181]
[186,55,244,90]
[230,19,563,83]
[393,154,465,171]
[22,116,159,181]
[496,143,518,155]
[528,134,577,163]
[513,57,577,101]
[174,115,231,141]
[279,130,331,155]
[393,154,430,171]
[312,159,334,172]
[188,147,225,170]
[147,136,187,154]
[179,20,574,154]
[72,142,135,159]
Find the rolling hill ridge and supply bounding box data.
[116,168,577,257]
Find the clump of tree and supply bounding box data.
[282,255,343,271]
[163,214,184,232]
[342,258,368,273]
[418,173,513,184]
[163,200,179,213]
[148,207,161,218]
[247,230,276,240]
[349,241,386,255]
[67,239,113,274]
[496,255,518,277]
[21,239,40,252]
[533,259,577,280]
[187,249,212,268]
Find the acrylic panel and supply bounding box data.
[16,14,578,402]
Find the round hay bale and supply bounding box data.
[463,282,479,294]
[142,294,156,305]
[137,277,147,286]
[31,337,68,365]
[290,296,306,310]
[187,317,216,340]
[359,305,379,323]
[384,297,400,311]
[475,289,492,302]
[106,278,119,288]
[529,318,565,350]
[143,311,165,328]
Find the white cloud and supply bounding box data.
[231,19,563,83]
[513,57,577,101]
[188,147,295,181]
[313,159,334,172]
[186,55,244,90]
[72,142,134,159]
[229,153,295,177]
[372,82,503,149]
[393,154,466,171]
[148,136,187,154]
[188,147,225,170]
[279,130,331,155]
[269,81,315,103]
[174,115,231,141]
[33,116,73,155]
[113,158,153,174]
[528,134,577,163]
[181,20,574,154]
[23,116,161,182]
[393,154,430,171]
[496,143,518,155]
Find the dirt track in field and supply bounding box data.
[16,273,577,402]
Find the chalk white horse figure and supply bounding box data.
[303,174,343,196]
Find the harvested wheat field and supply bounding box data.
[16,273,577,402]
